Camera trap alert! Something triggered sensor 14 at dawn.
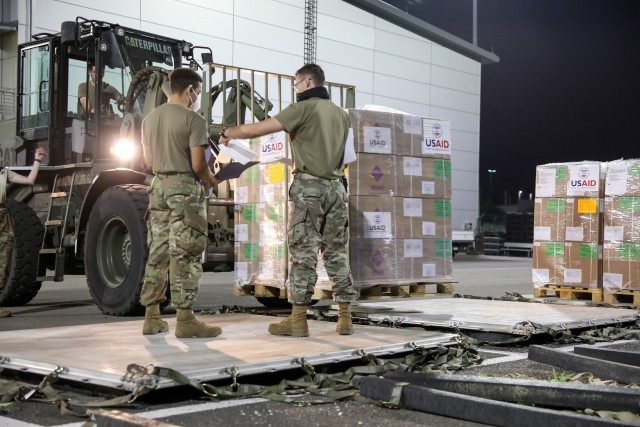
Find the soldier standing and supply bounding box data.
[219,63,356,337]
[140,68,222,338]
[0,148,47,318]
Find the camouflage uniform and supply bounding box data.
[139,173,208,308]
[287,173,356,305]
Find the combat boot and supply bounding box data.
[142,304,168,335]
[175,308,222,338]
[336,302,353,335]
[268,304,309,337]
[0,308,11,318]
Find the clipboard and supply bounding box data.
[214,161,259,182]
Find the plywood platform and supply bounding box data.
[0,313,455,392]
[350,298,638,335]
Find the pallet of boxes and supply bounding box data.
[533,159,640,305]
[232,107,454,303]
[532,161,604,301]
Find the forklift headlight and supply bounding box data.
[111,139,137,160]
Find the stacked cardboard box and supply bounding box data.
[603,159,640,291]
[347,108,453,287]
[532,162,603,289]
[233,132,292,287]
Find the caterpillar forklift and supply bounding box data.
[1,17,355,315]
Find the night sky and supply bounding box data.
[381,0,640,206]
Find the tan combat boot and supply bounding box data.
[268,304,309,337]
[142,304,169,335]
[175,308,222,338]
[0,308,11,318]
[336,302,353,335]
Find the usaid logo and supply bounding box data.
[375,214,381,224]
[570,167,597,188]
[268,134,276,143]
[432,123,442,138]
[374,129,381,139]
[369,214,387,232]
[579,167,589,178]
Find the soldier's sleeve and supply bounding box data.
[188,115,208,148]
[274,103,304,134]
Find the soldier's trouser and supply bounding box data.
[0,208,13,291]
[140,174,208,309]
[287,175,356,305]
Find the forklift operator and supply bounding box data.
[77,62,124,118]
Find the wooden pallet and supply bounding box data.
[534,285,603,302]
[235,282,456,301]
[603,289,640,305]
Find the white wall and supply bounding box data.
[21,0,482,230]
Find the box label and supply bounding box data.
[629,163,640,177]
[243,204,258,222]
[260,184,276,203]
[422,221,436,236]
[267,163,286,184]
[578,243,598,259]
[403,115,423,134]
[404,239,423,258]
[260,131,287,162]
[534,227,551,241]
[434,159,451,178]
[403,198,423,217]
[363,126,392,154]
[235,186,249,204]
[564,269,582,283]
[422,263,436,278]
[603,272,623,289]
[234,262,249,280]
[556,166,567,179]
[235,224,248,242]
[532,268,550,284]
[605,164,628,196]
[565,227,584,242]
[421,181,435,195]
[243,242,259,260]
[546,199,565,213]
[567,164,600,196]
[363,211,393,238]
[577,198,597,214]
[604,226,624,242]
[403,157,422,176]
[422,120,451,156]
[259,223,278,241]
[435,200,452,218]
[617,244,639,259]
[258,261,274,280]
[536,168,557,197]
[436,239,452,257]
[242,165,260,183]
[267,202,285,222]
[545,242,564,257]
[620,197,640,212]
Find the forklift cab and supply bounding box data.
[16,19,187,168]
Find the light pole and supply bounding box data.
[487,169,496,205]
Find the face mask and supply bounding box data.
[188,88,201,112]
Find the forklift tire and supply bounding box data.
[0,200,43,306]
[85,184,150,316]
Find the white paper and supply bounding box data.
[259,184,275,203]
[403,198,423,217]
[422,119,451,156]
[535,168,556,197]
[71,119,86,153]
[422,263,436,278]
[564,269,582,283]
[533,226,551,241]
[403,157,422,176]
[603,272,623,290]
[363,211,392,238]
[403,115,423,134]
[234,186,249,204]
[421,181,435,195]
[259,223,277,241]
[404,239,423,258]
[605,165,629,196]
[219,139,258,164]
[343,128,357,164]
[532,268,550,285]
[235,224,248,242]
[363,126,392,154]
[422,221,436,236]
[565,227,584,242]
[604,226,624,242]
[234,262,248,280]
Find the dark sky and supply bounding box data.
[382,0,640,205]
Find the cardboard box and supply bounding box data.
[396,198,452,239]
[396,156,452,199]
[533,198,566,242]
[350,238,399,283]
[398,117,452,159]
[564,197,601,243]
[346,153,397,196]
[603,242,640,290]
[396,238,453,280]
[604,159,640,197]
[603,196,640,242]
[532,241,565,287]
[563,242,601,288]
[349,195,397,239]
[348,109,401,155]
